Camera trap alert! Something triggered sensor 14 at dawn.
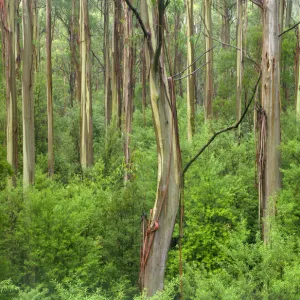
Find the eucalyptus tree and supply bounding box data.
[204,0,213,120]
[111,0,122,127]
[79,0,93,168]
[125,0,182,295]
[1,0,18,187]
[252,0,281,243]
[236,0,243,124]
[104,0,112,126]
[22,0,35,187]
[46,0,54,176]
[285,0,292,28]
[122,0,135,181]
[186,0,195,141]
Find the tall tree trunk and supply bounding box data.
[46,0,54,176]
[142,42,147,125]
[259,0,281,244]
[32,0,39,72]
[122,0,134,181]
[22,0,35,187]
[138,0,182,295]
[186,0,195,142]
[236,0,243,125]
[79,0,93,169]
[221,0,230,48]
[111,0,122,127]
[285,0,292,28]
[15,0,21,76]
[2,0,18,187]
[204,0,213,120]
[70,0,81,105]
[104,0,112,127]
[295,29,300,119]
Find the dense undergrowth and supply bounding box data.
[1,97,300,299]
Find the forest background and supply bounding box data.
[1,0,300,299]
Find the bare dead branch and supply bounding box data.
[183,72,262,175]
[172,46,217,78]
[174,62,208,81]
[278,21,300,37]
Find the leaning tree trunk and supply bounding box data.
[46,0,54,176]
[22,0,35,187]
[138,0,182,296]
[204,0,213,120]
[79,0,93,169]
[1,0,18,187]
[259,0,281,244]
[122,0,135,181]
[186,0,195,142]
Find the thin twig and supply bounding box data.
[172,46,217,78]
[278,21,300,37]
[174,62,208,81]
[182,72,262,175]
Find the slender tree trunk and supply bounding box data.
[2,0,18,187]
[122,0,134,181]
[22,0,35,187]
[46,0,54,176]
[139,0,182,295]
[285,0,292,28]
[204,0,213,120]
[104,0,112,127]
[295,29,300,119]
[186,0,195,142]
[70,0,81,105]
[111,0,122,127]
[221,0,230,48]
[236,0,243,125]
[15,0,21,76]
[260,0,281,244]
[142,42,147,125]
[32,0,39,72]
[79,0,93,169]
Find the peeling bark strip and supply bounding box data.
[256,104,266,226]
[1,0,18,187]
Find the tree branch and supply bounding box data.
[278,21,300,37]
[182,72,262,175]
[250,0,263,9]
[124,0,150,39]
[172,46,217,78]
[174,62,208,81]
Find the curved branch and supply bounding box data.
[183,72,262,175]
[278,21,300,37]
[124,0,150,39]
